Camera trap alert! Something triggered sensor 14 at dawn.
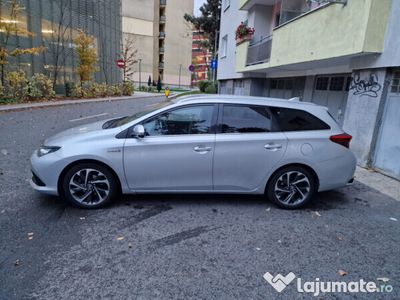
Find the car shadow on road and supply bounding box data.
[35,179,391,214]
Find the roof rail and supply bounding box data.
[288,97,300,102]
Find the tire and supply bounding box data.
[62,163,119,209]
[267,166,316,209]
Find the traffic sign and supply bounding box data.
[211,59,218,70]
[188,64,195,72]
[117,59,125,68]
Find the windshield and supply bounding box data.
[103,101,174,129]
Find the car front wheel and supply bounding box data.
[62,163,118,209]
[267,166,316,209]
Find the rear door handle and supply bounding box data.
[264,143,282,151]
[193,146,212,153]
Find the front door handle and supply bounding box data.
[264,143,282,151]
[193,146,212,153]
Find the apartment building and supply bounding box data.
[217,0,400,180]
[191,30,212,85]
[122,0,193,87]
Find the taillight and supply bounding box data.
[330,133,352,149]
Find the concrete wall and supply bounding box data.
[122,0,156,83]
[217,0,248,80]
[351,0,400,69]
[122,0,155,20]
[343,68,388,166]
[163,0,193,86]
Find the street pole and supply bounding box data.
[139,59,142,88]
[178,64,182,89]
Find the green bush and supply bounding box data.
[5,71,29,101]
[198,80,212,92]
[28,74,55,100]
[65,82,75,97]
[107,84,122,96]
[89,82,108,98]
[122,81,134,96]
[205,82,217,94]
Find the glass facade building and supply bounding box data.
[0,0,122,91]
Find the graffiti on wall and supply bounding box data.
[350,72,382,98]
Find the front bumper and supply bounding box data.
[30,178,58,196]
[30,150,61,196]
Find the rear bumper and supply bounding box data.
[317,151,357,192]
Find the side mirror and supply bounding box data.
[132,124,145,138]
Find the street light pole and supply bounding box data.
[178,64,182,89]
[139,59,142,88]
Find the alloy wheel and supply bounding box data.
[274,171,311,206]
[69,168,110,206]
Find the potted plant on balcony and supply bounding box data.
[235,22,255,45]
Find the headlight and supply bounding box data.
[37,146,61,157]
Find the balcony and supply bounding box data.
[236,0,392,73]
[159,47,165,54]
[246,36,272,66]
[159,62,164,69]
[160,0,166,7]
[160,15,166,23]
[159,32,165,39]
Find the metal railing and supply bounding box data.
[159,47,165,53]
[159,62,164,69]
[159,32,165,38]
[160,15,166,22]
[160,0,166,6]
[246,35,272,66]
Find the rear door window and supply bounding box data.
[221,105,277,133]
[271,107,330,131]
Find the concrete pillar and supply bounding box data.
[342,68,389,166]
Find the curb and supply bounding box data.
[0,93,167,113]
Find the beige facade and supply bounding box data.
[122,0,193,87]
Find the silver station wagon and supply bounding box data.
[31,95,356,209]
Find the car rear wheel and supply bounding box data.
[267,166,316,209]
[62,163,118,209]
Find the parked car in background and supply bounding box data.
[30,95,356,209]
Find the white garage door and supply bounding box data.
[312,75,351,125]
[373,71,400,179]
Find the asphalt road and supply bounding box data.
[0,96,399,300]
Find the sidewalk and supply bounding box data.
[355,167,400,201]
[0,91,167,112]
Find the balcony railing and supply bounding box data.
[246,35,272,66]
[159,47,165,53]
[159,32,165,38]
[160,15,166,23]
[160,0,166,6]
[159,62,164,69]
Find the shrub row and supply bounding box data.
[0,71,55,101]
[71,81,134,98]
[0,71,135,103]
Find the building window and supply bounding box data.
[315,77,329,90]
[329,77,345,91]
[221,35,228,58]
[391,71,400,93]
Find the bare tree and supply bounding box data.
[44,0,73,88]
[121,36,137,82]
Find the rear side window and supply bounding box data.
[221,105,275,133]
[271,107,330,131]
